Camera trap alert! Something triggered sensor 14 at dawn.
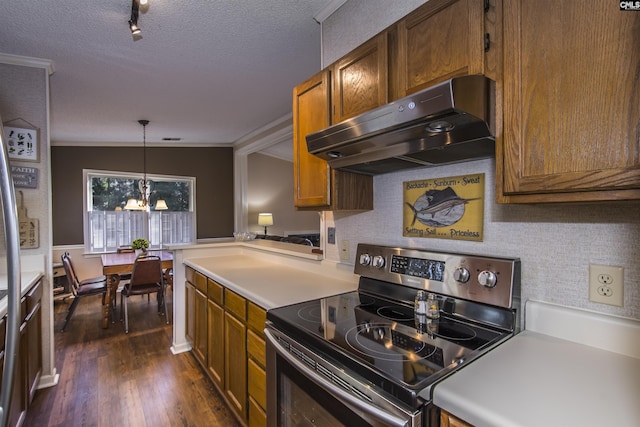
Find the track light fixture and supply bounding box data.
[128,0,146,36]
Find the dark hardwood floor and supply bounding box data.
[25,288,239,427]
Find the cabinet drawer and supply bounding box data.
[207,278,223,305]
[247,329,266,368]
[248,358,266,410]
[26,280,42,314]
[247,302,266,335]
[185,267,207,293]
[224,289,246,320]
[193,271,207,294]
[185,266,196,284]
[249,396,267,427]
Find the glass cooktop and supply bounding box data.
[267,290,508,400]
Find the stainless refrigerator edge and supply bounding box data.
[0,118,23,427]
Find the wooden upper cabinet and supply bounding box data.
[393,0,494,98]
[331,33,388,123]
[293,70,374,210]
[293,70,331,208]
[498,0,640,202]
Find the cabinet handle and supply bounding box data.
[484,33,491,52]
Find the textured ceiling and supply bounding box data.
[0,0,332,148]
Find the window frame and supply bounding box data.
[83,169,197,253]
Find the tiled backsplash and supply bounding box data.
[326,158,640,321]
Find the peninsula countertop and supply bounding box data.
[0,270,45,317]
[433,300,640,427]
[184,255,358,309]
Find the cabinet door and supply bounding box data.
[248,396,267,427]
[0,316,26,427]
[207,299,224,389]
[394,0,488,97]
[247,358,266,416]
[26,303,42,402]
[331,33,388,123]
[193,288,207,366]
[293,70,332,208]
[499,0,640,202]
[185,281,195,346]
[225,312,247,421]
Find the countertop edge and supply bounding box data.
[168,239,324,261]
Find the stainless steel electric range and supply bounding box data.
[265,243,521,426]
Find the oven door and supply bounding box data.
[265,327,421,427]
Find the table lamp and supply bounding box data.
[258,213,273,235]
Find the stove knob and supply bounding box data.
[372,255,385,268]
[359,253,371,266]
[453,267,470,283]
[478,270,497,288]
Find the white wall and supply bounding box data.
[321,1,640,320]
[247,153,319,236]
[0,59,57,386]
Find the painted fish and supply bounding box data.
[406,187,478,227]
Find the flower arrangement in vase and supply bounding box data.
[131,238,149,257]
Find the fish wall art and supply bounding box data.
[403,174,484,241]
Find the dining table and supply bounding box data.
[100,250,173,328]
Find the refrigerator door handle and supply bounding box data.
[0,122,22,427]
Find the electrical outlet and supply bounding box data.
[340,240,350,260]
[589,264,624,306]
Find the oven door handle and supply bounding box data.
[265,329,411,427]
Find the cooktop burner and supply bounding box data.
[376,305,414,321]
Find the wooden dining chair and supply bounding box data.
[60,252,109,332]
[116,245,134,281]
[120,255,169,333]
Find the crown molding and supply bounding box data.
[313,0,349,23]
[0,52,55,75]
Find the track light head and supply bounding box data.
[128,0,142,37]
[129,20,141,35]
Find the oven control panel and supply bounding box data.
[355,243,520,309]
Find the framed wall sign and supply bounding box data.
[3,125,39,162]
[403,173,485,242]
[11,165,39,188]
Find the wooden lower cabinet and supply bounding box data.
[185,279,195,346]
[441,410,474,427]
[225,310,247,420]
[247,303,267,427]
[193,287,207,366]
[0,279,43,427]
[186,268,269,427]
[206,298,224,388]
[25,280,43,401]
[248,396,267,427]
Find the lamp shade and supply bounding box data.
[124,197,142,210]
[258,213,273,226]
[154,199,168,210]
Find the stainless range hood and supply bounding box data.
[306,74,495,175]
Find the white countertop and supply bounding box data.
[184,255,358,309]
[433,301,640,427]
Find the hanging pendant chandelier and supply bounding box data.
[124,120,167,211]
